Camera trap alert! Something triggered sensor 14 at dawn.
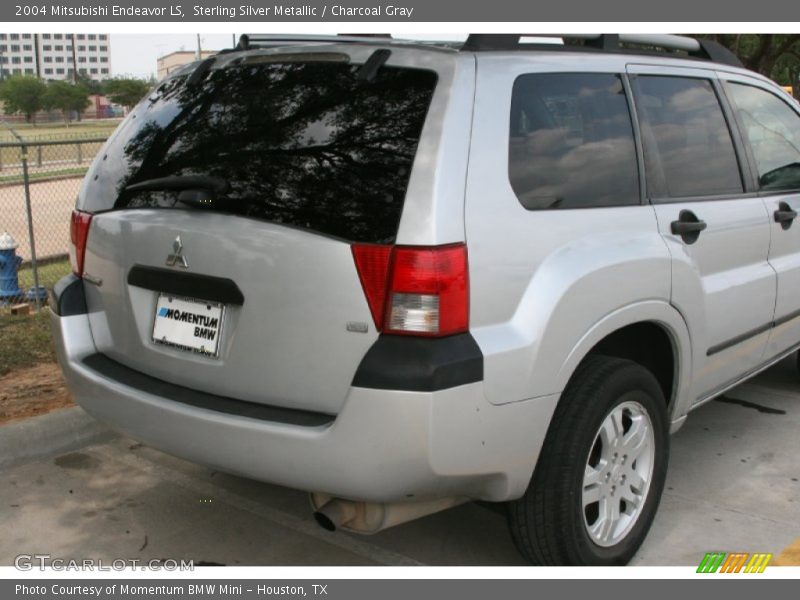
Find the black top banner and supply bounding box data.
[3,0,800,22]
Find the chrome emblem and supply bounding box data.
[166,236,189,268]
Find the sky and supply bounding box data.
[111,34,238,78]
[109,33,468,79]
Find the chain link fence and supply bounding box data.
[0,129,110,308]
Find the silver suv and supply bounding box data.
[50,34,800,565]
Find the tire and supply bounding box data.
[508,355,669,565]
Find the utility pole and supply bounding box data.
[196,34,202,60]
[33,33,40,78]
[70,33,78,84]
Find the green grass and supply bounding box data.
[0,120,122,142]
[18,258,72,291]
[0,140,107,172]
[0,308,55,376]
[0,121,118,169]
[0,258,71,376]
[0,166,88,185]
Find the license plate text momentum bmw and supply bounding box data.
[152,294,224,357]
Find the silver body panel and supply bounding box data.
[53,311,558,503]
[83,211,376,414]
[716,70,800,362]
[78,45,474,415]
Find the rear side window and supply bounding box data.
[509,73,640,210]
[85,60,437,244]
[632,76,743,199]
[727,83,800,192]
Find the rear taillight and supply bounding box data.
[352,243,468,337]
[69,210,93,277]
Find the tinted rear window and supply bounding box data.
[84,59,437,244]
[632,76,744,199]
[509,73,640,210]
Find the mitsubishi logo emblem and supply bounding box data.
[166,235,189,268]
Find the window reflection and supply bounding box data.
[729,83,800,192]
[633,76,743,199]
[103,61,437,244]
[509,73,640,210]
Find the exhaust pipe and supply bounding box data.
[313,499,358,531]
[311,493,466,534]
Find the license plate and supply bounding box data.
[152,294,224,357]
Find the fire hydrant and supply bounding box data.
[0,231,24,303]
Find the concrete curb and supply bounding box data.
[0,406,117,469]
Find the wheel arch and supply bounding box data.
[555,301,693,423]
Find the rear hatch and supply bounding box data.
[76,48,440,415]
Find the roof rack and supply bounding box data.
[460,34,744,68]
[233,34,393,51]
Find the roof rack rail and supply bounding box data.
[460,34,744,68]
[233,34,393,51]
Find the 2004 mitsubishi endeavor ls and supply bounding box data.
[50,34,800,565]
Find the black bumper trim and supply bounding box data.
[352,333,484,392]
[81,353,334,427]
[128,265,245,306]
[49,273,87,316]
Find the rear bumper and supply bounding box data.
[51,300,559,504]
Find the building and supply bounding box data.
[0,33,111,80]
[157,50,216,80]
[88,94,120,119]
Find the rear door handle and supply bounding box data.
[671,221,708,234]
[774,202,798,229]
[670,210,707,244]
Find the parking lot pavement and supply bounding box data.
[1,357,798,567]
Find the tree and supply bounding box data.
[0,75,47,123]
[75,71,104,95]
[104,77,152,110]
[42,81,91,125]
[694,34,800,97]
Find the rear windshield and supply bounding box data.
[83,59,437,244]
